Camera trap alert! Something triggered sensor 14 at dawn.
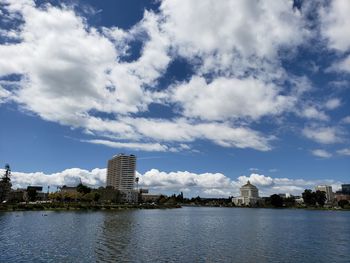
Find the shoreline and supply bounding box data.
[0,202,181,212]
[1,203,349,212]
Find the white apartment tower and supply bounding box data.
[106,154,136,190]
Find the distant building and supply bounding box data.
[27,186,47,200]
[8,189,27,202]
[341,184,350,195]
[106,154,136,190]
[232,181,260,206]
[120,190,138,203]
[315,185,334,203]
[59,186,78,194]
[141,193,162,203]
[335,184,350,202]
[106,154,137,203]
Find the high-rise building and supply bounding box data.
[106,154,136,190]
[315,185,334,203]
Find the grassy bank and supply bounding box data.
[0,202,181,212]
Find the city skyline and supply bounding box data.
[1,0,350,197]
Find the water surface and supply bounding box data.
[0,207,349,262]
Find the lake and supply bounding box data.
[0,207,349,262]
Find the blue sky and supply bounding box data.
[0,0,349,197]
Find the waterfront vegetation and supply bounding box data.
[0,202,181,212]
[1,187,349,212]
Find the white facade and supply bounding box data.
[233,181,260,206]
[315,185,334,203]
[120,190,138,203]
[106,154,136,190]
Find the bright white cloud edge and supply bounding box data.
[6,168,343,198]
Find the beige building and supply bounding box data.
[107,154,136,190]
[315,185,334,203]
[233,181,260,206]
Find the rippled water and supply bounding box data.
[0,207,349,262]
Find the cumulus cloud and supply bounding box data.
[311,149,332,158]
[300,106,329,121]
[237,173,274,186]
[159,0,307,74]
[5,167,343,197]
[9,168,107,190]
[0,0,343,152]
[170,76,295,121]
[139,169,238,196]
[320,0,350,73]
[1,0,292,152]
[320,0,350,52]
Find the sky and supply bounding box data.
[0,0,349,197]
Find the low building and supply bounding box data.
[98,187,120,203]
[233,181,261,206]
[120,190,138,203]
[141,193,162,203]
[335,184,350,202]
[8,189,27,202]
[27,186,47,201]
[341,184,350,195]
[60,186,78,194]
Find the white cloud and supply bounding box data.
[83,139,169,152]
[300,106,329,121]
[320,0,350,73]
[327,55,350,73]
[302,125,342,144]
[7,167,343,197]
[120,117,273,151]
[342,116,350,124]
[139,169,237,196]
[0,0,330,153]
[325,98,341,110]
[320,0,350,52]
[170,76,295,121]
[0,86,11,103]
[160,0,306,75]
[238,173,274,186]
[311,149,332,158]
[9,168,107,189]
[337,148,350,156]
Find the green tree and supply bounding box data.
[338,200,349,209]
[315,190,327,207]
[302,189,316,206]
[270,194,284,207]
[76,183,91,195]
[27,188,37,201]
[284,197,296,207]
[93,192,101,202]
[176,192,184,202]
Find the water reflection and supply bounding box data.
[0,208,349,263]
[95,211,136,262]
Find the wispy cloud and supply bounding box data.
[311,149,332,158]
